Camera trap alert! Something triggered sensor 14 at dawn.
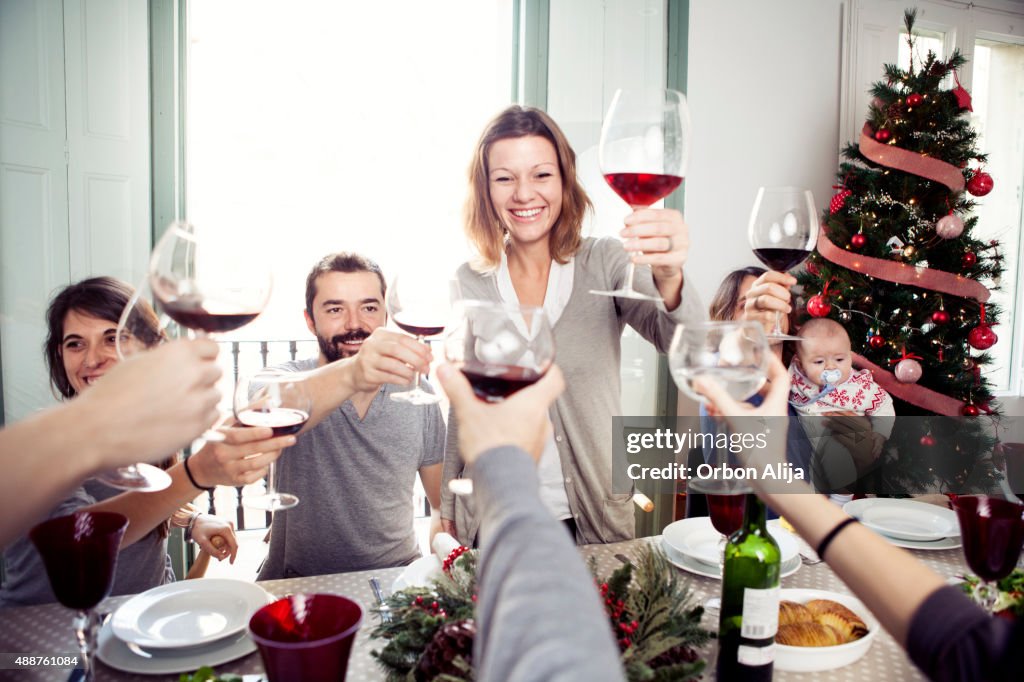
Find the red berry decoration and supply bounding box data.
[962,251,978,268]
[931,310,950,325]
[920,434,935,447]
[850,233,866,249]
[961,403,981,417]
[907,93,924,107]
[829,188,852,215]
[806,294,832,318]
[874,128,892,142]
[869,334,885,349]
[966,170,993,197]
[968,324,998,350]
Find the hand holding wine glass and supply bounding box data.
[444,300,555,495]
[235,370,313,511]
[591,88,691,301]
[30,511,128,681]
[748,187,818,341]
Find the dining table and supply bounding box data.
[0,534,973,681]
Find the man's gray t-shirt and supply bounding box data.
[257,358,445,579]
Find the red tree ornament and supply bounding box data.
[850,233,866,249]
[962,251,978,268]
[961,403,981,417]
[953,70,973,111]
[806,259,820,276]
[968,325,997,350]
[966,171,993,197]
[869,334,886,349]
[920,434,936,446]
[807,294,831,318]
[874,128,892,142]
[829,188,852,215]
[931,310,950,325]
[968,305,998,350]
[907,93,923,107]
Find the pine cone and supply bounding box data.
[649,644,699,669]
[415,618,476,681]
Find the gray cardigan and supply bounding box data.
[442,237,704,544]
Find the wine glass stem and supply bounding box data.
[772,310,785,336]
[73,609,96,680]
[410,335,425,393]
[266,461,278,499]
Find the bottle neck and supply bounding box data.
[743,493,767,530]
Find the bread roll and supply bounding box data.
[805,599,869,642]
[776,622,845,647]
[778,600,814,626]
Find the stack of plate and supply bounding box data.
[660,517,802,579]
[97,579,272,674]
[843,498,961,550]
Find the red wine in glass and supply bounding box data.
[30,511,128,681]
[460,362,545,402]
[157,295,260,334]
[237,407,310,436]
[752,248,813,273]
[707,493,746,537]
[392,315,445,339]
[604,172,683,208]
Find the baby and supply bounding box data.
[788,318,895,504]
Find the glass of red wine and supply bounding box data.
[748,186,818,341]
[30,511,128,681]
[952,495,1024,611]
[235,370,312,511]
[444,300,554,495]
[385,273,459,405]
[591,88,690,301]
[147,220,273,440]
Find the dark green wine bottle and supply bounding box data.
[717,493,781,681]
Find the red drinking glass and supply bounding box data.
[30,511,128,681]
[249,593,363,682]
[952,495,1024,611]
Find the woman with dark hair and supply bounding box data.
[0,277,294,606]
[441,105,704,545]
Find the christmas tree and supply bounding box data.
[798,9,1004,419]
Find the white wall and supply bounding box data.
[685,0,844,304]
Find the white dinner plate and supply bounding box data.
[661,537,801,580]
[111,579,272,649]
[775,588,879,672]
[392,554,443,592]
[873,532,962,551]
[97,617,257,675]
[663,517,800,566]
[844,498,959,541]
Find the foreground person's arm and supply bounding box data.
[0,339,221,549]
[696,356,1022,681]
[437,365,625,682]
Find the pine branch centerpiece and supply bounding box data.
[371,542,711,681]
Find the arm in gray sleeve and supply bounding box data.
[906,584,1021,682]
[471,446,626,682]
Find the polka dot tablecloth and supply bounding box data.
[0,538,974,681]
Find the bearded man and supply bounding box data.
[257,253,444,579]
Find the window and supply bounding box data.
[184,0,514,343]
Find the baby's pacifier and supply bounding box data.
[820,368,843,385]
